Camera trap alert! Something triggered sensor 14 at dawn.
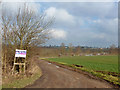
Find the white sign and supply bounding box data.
[15,49,27,58]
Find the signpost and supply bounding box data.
[13,49,27,73]
[15,49,27,58]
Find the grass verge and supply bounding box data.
[0,85,2,90]
[2,65,42,88]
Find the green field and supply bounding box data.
[48,56,118,73]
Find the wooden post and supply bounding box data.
[13,58,26,73]
[12,57,16,74]
[23,62,25,73]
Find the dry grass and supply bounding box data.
[2,57,42,88]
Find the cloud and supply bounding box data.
[49,29,67,39]
[52,2,117,19]
[45,7,76,27]
[43,2,117,47]
[2,0,118,2]
[2,0,35,2]
[91,18,118,34]
[0,1,118,47]
[1,1,41,15]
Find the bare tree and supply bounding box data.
[109,44,117,54]
[68,43,74,55]
[2,5,53,49]
[1,4,54,72]
[75,46,81,55]
[60,43,65,55]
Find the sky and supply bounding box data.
[0,0,118,48]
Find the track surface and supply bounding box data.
[26,60,113,88]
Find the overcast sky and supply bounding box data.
[1,0,118,47]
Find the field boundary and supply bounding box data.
[41,58,119,88]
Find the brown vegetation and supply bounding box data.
[1,4,53,75]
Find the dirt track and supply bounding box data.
[26,60,113,88]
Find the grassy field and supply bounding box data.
[48,56,118,73]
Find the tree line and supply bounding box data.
[33,43,118,57]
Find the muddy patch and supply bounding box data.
[72,64,83,68]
